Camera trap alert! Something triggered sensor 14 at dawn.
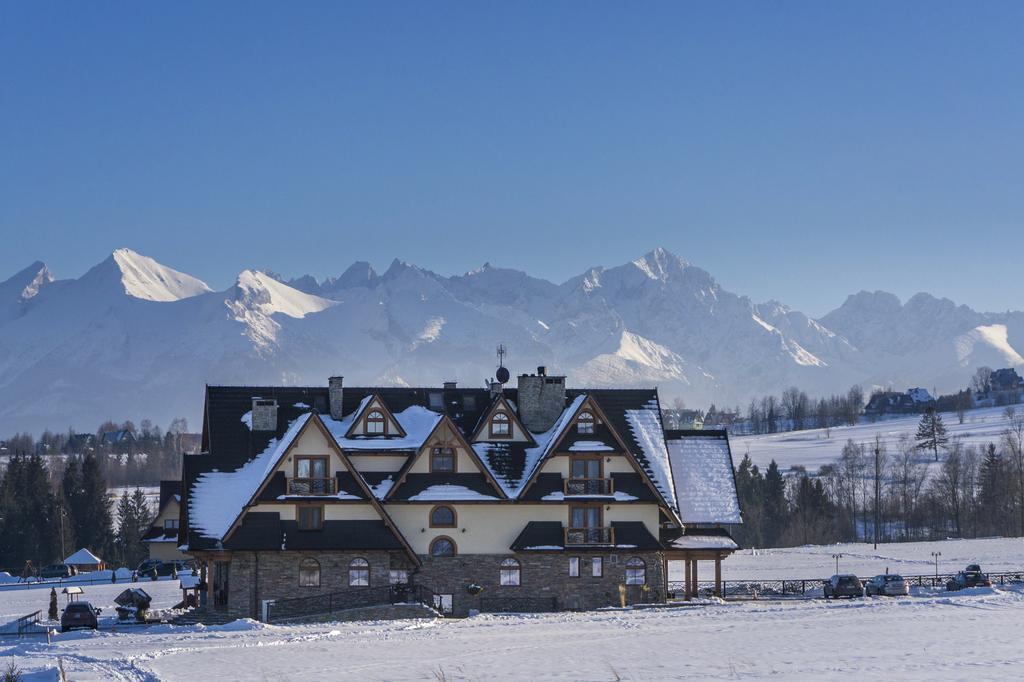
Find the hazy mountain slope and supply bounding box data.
[0,246,1019,433]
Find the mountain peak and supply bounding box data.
[1,260,53,302]
[99,248,212,302]
[631,247,689,282]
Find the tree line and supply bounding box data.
[2,417,192,487]
[0,453,154,573]
[733,407,1024,548]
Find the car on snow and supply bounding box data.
[39,563,77,579]
[60,601,101,632]
[135,559,193,577]
[865,574,910,596]
[946,564,992,591]
[823,574,864,599]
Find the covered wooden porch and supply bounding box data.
[662,527,739,600]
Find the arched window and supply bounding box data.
[430,505,456,528]
[499,558,521,586]
[366,410,386,434]
[349,557,370,586]
[430,537,456,557]
[577,411,595,435]
[299,558,320,587]
[625,557,646,585]
[490,412,511,437]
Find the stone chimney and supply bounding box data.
[251,398,278,431]
[443,380,458,390]
[328,376,344,421]
[516,368,566,433]
[489,381,504,400]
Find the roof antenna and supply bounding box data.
[495,344,510,384]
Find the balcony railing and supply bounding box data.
[564,526,614,546]
[564,478,614,496]
[288,478,336,495]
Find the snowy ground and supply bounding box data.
[0,578,181,622]
[4,586,1024,680]
[733,405,1017,472]
[716,537,1024,581]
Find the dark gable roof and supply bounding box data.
[158,480,181,511]
[473,442,530,493]
[388,473,500,501]
[509,520,661,551]
[224,513,405,551]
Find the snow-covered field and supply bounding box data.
[4,585,1024,680]
[733,405,1017,472]
[0,577,181,622]
[2,538,1023,680]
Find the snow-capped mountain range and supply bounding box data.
[0,247,1021,434]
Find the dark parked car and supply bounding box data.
[947,564,992,591]
[39,564,76,579]
[135,559,193,577]
[824,574,864,599]
[865,574,910,596]
[60,602,101,632]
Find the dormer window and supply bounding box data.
[577,411,595,435]
[366,410,386,434]
[490,412,511,438]
[431,447,456,473]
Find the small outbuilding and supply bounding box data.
[64,548,106,573]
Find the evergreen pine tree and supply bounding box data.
[49,588,59,621]
[733,455,764,547]
[977,443,1008,535]
[72,454,114,561]
[762,460,788,547]
[916,407,949,461]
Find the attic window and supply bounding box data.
[431,447,456,473]
[577,411,595,435]
[490,412,511,438]
[428,392,444,410]
[463,395,477,411]
[366,410,386,434]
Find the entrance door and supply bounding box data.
[296,456,329,494]
[570,459,600,480]
[213,561,230,608]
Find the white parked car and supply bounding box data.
[865,574,909,596]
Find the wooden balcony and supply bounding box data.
[564,478,614,496]
[564,526,615,546]
[288,478,336,495]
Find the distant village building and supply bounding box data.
[100,429,136,453]
[976,368,1024,407]
[178,369,741,620]
[864,388,934,418]
[65,433,96,454]
[142,480,187,563]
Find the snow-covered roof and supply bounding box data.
[670,534,739,550]
[190,412,313,540]
[64,548,103,564]
[667,432,742,525]
[322,402,442,452]
[625,401,677,512]
[406,485,500,501]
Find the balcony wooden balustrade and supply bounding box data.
[564,526,614,546]
[563,478,614,496]
[287,478,336,495]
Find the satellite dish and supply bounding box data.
[496,366,510,384]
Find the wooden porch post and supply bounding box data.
[714,555,722,598]
[692,559,699,598]
[684,559,692,600]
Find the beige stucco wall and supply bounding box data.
[347,454,409,472]
[272,425,348,479]
[387,503,661,554]
[152,499,180,528]
[248,502,382,521]
[538,455,636,476]
[147,541,187,562]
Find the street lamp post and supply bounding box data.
[832,553,843,575]
[931,551,942,583]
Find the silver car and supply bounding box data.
[865,574,909,596]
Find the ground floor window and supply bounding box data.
[592,557,603,577]
[499,558,521,586]
[349,557,370,586]
[389,569,410,585]
[299,558,320,587]
[625,557,646,585]
[568,557,580,577]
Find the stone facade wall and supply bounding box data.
[227,549,665,619]
[227,549,401,618]
[516,374,566,432]
[412,551,666,617]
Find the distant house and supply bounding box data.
[64,547,105,572]
[100,429,136,454]
[142,480,187,563]
[984,368,1024,406]
[864,388,934,418]
[664,409,704,430]
[65,433,96,454]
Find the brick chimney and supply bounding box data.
[328,376,344,421]
[516,367,566,433]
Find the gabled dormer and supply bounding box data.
[471,395,536,445]
[386,415,507,501]
[345,394,407,439]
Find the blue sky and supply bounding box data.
[2,2,1021,316]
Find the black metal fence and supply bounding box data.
[0,573,175,591]
[479,596,559,613]
[265,583,440,623]
[668,571,1024,600]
